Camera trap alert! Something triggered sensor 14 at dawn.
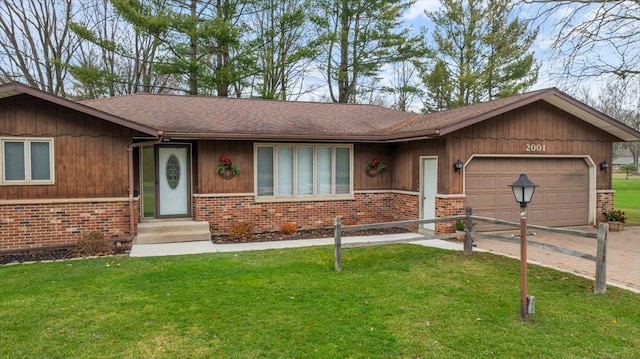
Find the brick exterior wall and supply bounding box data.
[194,192,420,235]
[435,196,467,234]
[0,200,138,251]
[596,190,614,224]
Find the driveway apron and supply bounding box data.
[472,226,640,293]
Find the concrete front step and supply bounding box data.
[134,220,211,244]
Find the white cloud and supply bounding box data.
[403,0,441,21]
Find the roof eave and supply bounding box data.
[0,82,161,137]
[543,92,640,142]
[164,130,441,143]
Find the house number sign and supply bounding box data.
[525,144,546,152]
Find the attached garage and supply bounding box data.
[465,157,591,230]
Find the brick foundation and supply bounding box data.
[1,191,469,251]
[596,190,614,224]
[435,195,467,234]
[194,192,419,235]
[0,199,138,251]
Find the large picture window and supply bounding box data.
[1,138,54,185]
[255,144,352,200]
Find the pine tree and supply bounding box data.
[421,0,538,111]
[311,0,426,103]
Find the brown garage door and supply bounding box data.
[465,157,589,230]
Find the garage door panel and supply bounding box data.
[544,192,559,204]
[466,158,589,230]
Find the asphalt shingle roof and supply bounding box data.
[3,82,639,142]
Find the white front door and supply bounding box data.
[422,157,438,231]
[158,146,190,217]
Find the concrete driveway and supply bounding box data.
[472,225,640,293]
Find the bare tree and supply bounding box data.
[580,82,640,170]
[381,60,423,112]
[69,0,174,98]
[246,0,316,100]
[0,0,80,96]
[525,0,640,83]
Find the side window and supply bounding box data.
[1,138,54,185]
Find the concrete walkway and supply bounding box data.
[129,233,464,257]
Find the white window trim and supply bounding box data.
[254,143,354,202]
[0,137,55,185]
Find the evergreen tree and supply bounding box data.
[311,0,426,103]
[421,0,538,111]
[72,0,254,96]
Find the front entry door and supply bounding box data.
[421,157,438,231]
[158,145,191,217]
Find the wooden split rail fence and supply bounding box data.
[333,207,609,294]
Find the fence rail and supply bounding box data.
[333,207,609,293]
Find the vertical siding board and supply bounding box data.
[15,95,27,135]
[56,136,68,197]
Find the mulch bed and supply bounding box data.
[0,245,131,266]
[212,226,412,244]
[1,227,412,265]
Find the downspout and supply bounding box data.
[127,131,165,242]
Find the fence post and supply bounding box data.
[334,217,342,272]
[463,207,473,256]
[595,222,608,294]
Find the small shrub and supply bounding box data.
[76,231,114,256]
[229,221,254,240]
[280,222,298,235]
[455,220,466,231]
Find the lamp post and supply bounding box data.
[509,173,538,319]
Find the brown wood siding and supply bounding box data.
[445,101,616,194]
[0,94,145,200]
[353,143,393,190]
[196,140,254,193]
[394,139,447,192]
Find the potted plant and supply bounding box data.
[603,209,625,231]
[455,220,466,240]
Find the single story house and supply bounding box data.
[2,82,640,251]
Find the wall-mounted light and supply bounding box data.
[454,159,464,172]
[599,160,609,172]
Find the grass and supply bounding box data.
[1,246,639,358]
[612,173,640,225]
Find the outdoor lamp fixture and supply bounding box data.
[509,173,538,319]
[599,160,609,172]
[454,159,464,172]
[509,173,538,208]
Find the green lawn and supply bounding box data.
[612,174,640,225]
[2,246,639,358]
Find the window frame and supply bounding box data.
[0,137,55,185]
[254,143,354,202]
